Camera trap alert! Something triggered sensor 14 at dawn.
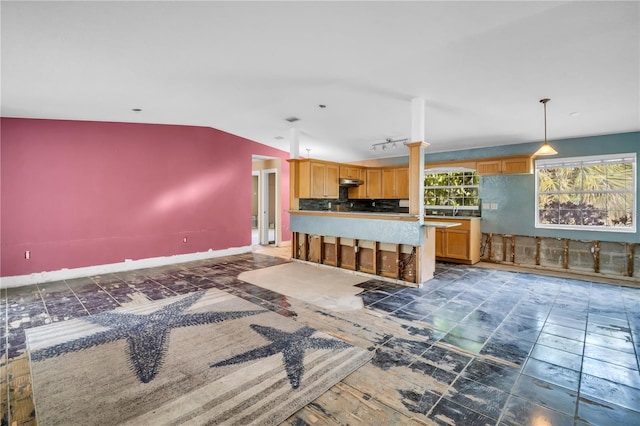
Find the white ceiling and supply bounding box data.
[2,1,639,162]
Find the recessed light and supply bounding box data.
[569,111,580,117]
[274,136,284,140]
[132,108,142,112]
[285,117,300,123]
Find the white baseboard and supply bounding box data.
[0,246,252,289]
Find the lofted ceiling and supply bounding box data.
[2,1,638,162]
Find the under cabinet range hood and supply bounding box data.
[339,177,364,187]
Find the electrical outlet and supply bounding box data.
[327,202,331,209]
[25,250,30,260]
[490,203,498,210]
[183,237,188,243]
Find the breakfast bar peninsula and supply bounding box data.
[288,142,461,287]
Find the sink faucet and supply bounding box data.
[442,199,458,216]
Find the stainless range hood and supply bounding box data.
[339,177,364,187]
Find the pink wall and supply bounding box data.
[1,118,290,277]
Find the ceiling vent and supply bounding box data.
[285,116,300,123]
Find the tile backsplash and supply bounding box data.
[299,198,403,213]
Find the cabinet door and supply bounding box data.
[396,168,409,199]
[340,166,360,179]
[382,169,396,198]
[348,168,367,199]
[435,228,446,257]
[297,161,311,198]
[476,160,501,175]
[444,229,470,259]
[325,164,340,198]
[310,162,326,198]
[502,157,532,174]
[366,169,382,199]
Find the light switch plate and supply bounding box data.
[490,203,498,210]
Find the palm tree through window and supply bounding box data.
[535,153,636,232]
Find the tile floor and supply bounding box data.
[2,252,640,425]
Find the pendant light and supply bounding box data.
[534,98,558,156]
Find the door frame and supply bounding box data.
[260,168,279,245]
[251,170,260,244]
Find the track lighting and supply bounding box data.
[371,138,407,152]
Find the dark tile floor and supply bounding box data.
[2,252,640,425]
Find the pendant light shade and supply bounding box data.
[534,98,558,156]
[535,142,558,156]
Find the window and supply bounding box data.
[535,153,636,232]
[424,170,480,212]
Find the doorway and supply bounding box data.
[251,157,280,246]
[261,168,277,245]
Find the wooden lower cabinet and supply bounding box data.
[432,218,481,264]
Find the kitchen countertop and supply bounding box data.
[289,210,478,226]
[424,220,462,228]
[424,215,481,220]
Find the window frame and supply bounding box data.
[424,169,480,212]
[534,153,636,233]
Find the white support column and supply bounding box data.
[408,97,429,222]
[411,97,426,143]
[289,127,299,159]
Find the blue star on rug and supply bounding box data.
[210,324,352,389]
[30,291,266,383]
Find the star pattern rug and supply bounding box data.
[25,289,372,425]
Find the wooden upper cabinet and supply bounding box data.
[310,162,326,198]
[346,167,368,199]
[325,163,339,198]
[476,155,533,176]
[339,166,363,179]
[299,160,339,198]
[502,156,532,174]
[382,169,396,198]
[366,169,382,199]
[395,168,409,199]
[476,160,502,175]
[381,167,409,199]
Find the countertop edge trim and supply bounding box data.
[288,210,420,222]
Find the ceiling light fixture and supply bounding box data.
[371,138,407,152]
[534,98,558,156]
